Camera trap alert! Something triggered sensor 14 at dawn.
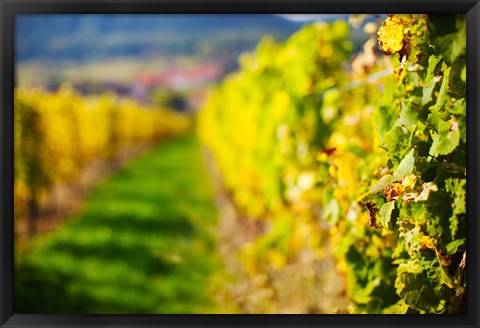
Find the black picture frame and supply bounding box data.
[1,1,479,327]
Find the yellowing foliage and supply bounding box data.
[199,14,466,314]
[14,86,190,221]
[378,15,405,55]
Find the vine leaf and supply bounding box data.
[421,55,442,105]
[378,15,405,55]
[396,261,448,313]
[370,174,396,194]
[428,115,460,156]
[378,201,398,231]
[394,149,415,179]
[446,239,465,255]
[384,126,415,166]
[427,15,466,65]
[429,64,451,118]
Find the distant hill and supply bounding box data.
[15,14,306,63]
[15,14,370,89]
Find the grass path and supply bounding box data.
[15,134,226,314]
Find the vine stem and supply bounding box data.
[402,14,429,27]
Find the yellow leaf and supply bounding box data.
[420,235,436,250]
[402,174,417,190]
[377,15,405,55]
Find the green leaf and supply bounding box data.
[384,126,415,165]
[422,55,441,105]
[394,100,421,128]
[448,61,466,96]
[447,98,465,115]
[426,112,442,132]
[378,201,398,231]
[428,114,460,156]
[351,277,381,305]
[429,64,451,120]
[394,301,410,314]
[384,299,410,314]
[395,261,448,313]
[396,259,426,275]
[445,178,466,239]
[394,149,415,179]
[445,239,465,254]
[425,189,453,239]
[437,264,456,290]
[445,178,466,213]
[346,245,368,281]
[377,105,397,143]
[427,15,466,65]
[425,55,442,82]
[437,125,460,156]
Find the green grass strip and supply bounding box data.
[15,134,225,314]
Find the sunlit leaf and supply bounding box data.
[378,15,405,55]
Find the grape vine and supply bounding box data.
[198,14,466,313]
[15,86,191,235]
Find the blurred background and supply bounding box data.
[16,15,371,108]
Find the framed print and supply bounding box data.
[1,0,479,327]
